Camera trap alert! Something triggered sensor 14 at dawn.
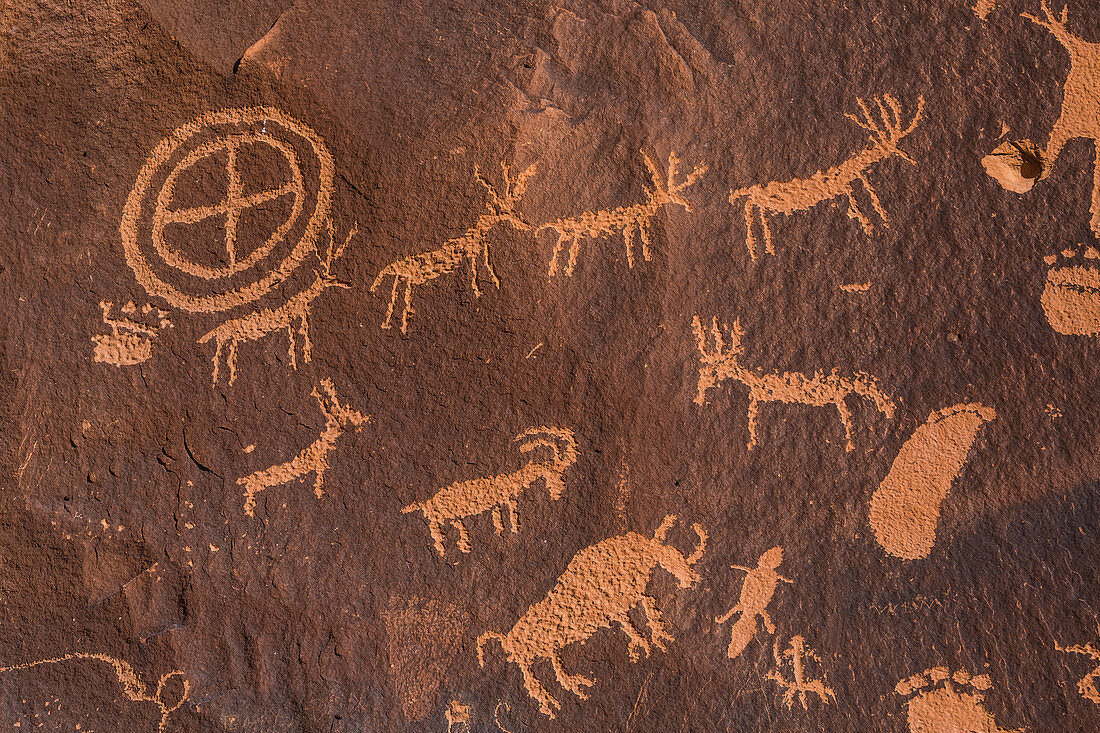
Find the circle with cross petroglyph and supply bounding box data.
[120,107,334,313]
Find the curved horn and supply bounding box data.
[514,426,578,466]
[653,514,677,542]
[687,522,708,565]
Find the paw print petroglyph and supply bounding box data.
[895,667,1025,733]
[1041,246,1100,335]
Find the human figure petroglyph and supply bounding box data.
[537,151,706,277]
[92,300,171,366]
[692,316,896,451]
[729,94,923,261]
[238,378,368,516]
[764,636,836,710]
[477,515,707,718]
[895,667,1025,733]
[401,427,577,557]
[199,219,356,386]
[715,547,791,660]
[371,162,537,333]
[1056,627,1100,704]
[0,652,190,733]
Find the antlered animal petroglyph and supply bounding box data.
[477,515,707,718]
[238,378,368,516]
[1056,627,1100,704]
[869,403,996,560]
[764,636,836,710]
[729,94,923,260]
[537,151,706,277]
[371,162,537,333]
[895,667,1025,733]
[693,316,896,451]
[1041,246,1100,335]
[198,219,356,386]
[92,300,171,366]
[0,652,189,733]
[715,547,791,659]
[401,427,576,557]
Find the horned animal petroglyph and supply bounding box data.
[401,427,576,557]
[764,635,836,710]
[371,162,536,332]
[715,546,791,659]
[477,515,707,718]
[729,94,923,260]
[0,652,189,733]
[693,316,896,451]
[1056,627,1100,705]
[538,151,706,277]
[199,219,355,386]
[238,378,367,516]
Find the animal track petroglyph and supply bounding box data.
[0,653,190,733]
[537,151,706,277]
[1056,627,1100,704]
[92,300,171,366]
[895,667,1025,733]
[729,94,923,260]
[764,636,835,710]
[715,547,791,659]
[238,378,367,516]
[869,403,996,560]
[1041,246,1100,335]
[401,427,576,557]
[477,515,706,718]
[692,316,895,451]
[371,162,536,333]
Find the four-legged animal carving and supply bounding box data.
[199,219,356,386]
[715,546,792,659]
[692,316,896,451]
[477,515,706,718]
[238,378,368,516]
[764,635,836,709]
[401,427,576,557]
[371,162,537,333]
[729,94,923,260]
[537,151,706,277]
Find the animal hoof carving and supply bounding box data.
[1041,247,1100,335]
[896,667,1025,733]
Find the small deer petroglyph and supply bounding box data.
[199,219,356,386]
[537,151,706,277]
[729,94,924,260]
[371,162,537,333]
[1057,627,1100,705]
[238,378,368,516]
[765,636,836,710]
[692,316,896,451]
[92,300,171,366]
[401,427,576,557]
[715,546,792,659]
[1020,2,1100,235]
[477,515,707,718]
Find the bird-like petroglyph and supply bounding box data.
[401,427,576,557]
[692,316,896,451]
[238,378,368,516]
[537,151,706,277]
[91,300,171,366]
[895,667,1025,733]
[764,636,836,710]
[715,547,791,659]
[729,94,923,260]
[1056,628,1100,705]
[477,515,706,718]
[371,162,536,333]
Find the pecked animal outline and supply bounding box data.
[238,377,368,516]
[692,315,896,451]
[198,218,356,386]
[370,161,537,333]
[729,94,924,261]
[477,514,707,718]
[401,427,576,557]
[715,546,792,659]
[1056,626,1100,705]
[537,151,706,277]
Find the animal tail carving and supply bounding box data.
[400,502,422,515]
[849,372,897,418]
[477,631,506,667]
[726,615,758,659]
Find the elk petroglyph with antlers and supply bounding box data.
[477,515,706,718]
[693,316,895,451]
[537,151,706,277]
[729,94,924,260]
[371,162,537,333]
[401,427,576,557]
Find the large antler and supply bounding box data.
[1022,1,1072,42]
[846,94,924,161]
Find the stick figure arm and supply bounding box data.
[778,574,794,584]
[715,605,740,625]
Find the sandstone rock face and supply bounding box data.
[2,1,1100,731]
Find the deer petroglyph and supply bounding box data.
[477,515,707,718]
[371,162,537,333]
[729,94,923,260]
[715,547,791,659]
[764,635,836,710]
[92,300,171,366]
[896,667,1025,733]
[401,427,576,557]
[692,316,896,451]
[537,151,706,277]
[238,378,368,516]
